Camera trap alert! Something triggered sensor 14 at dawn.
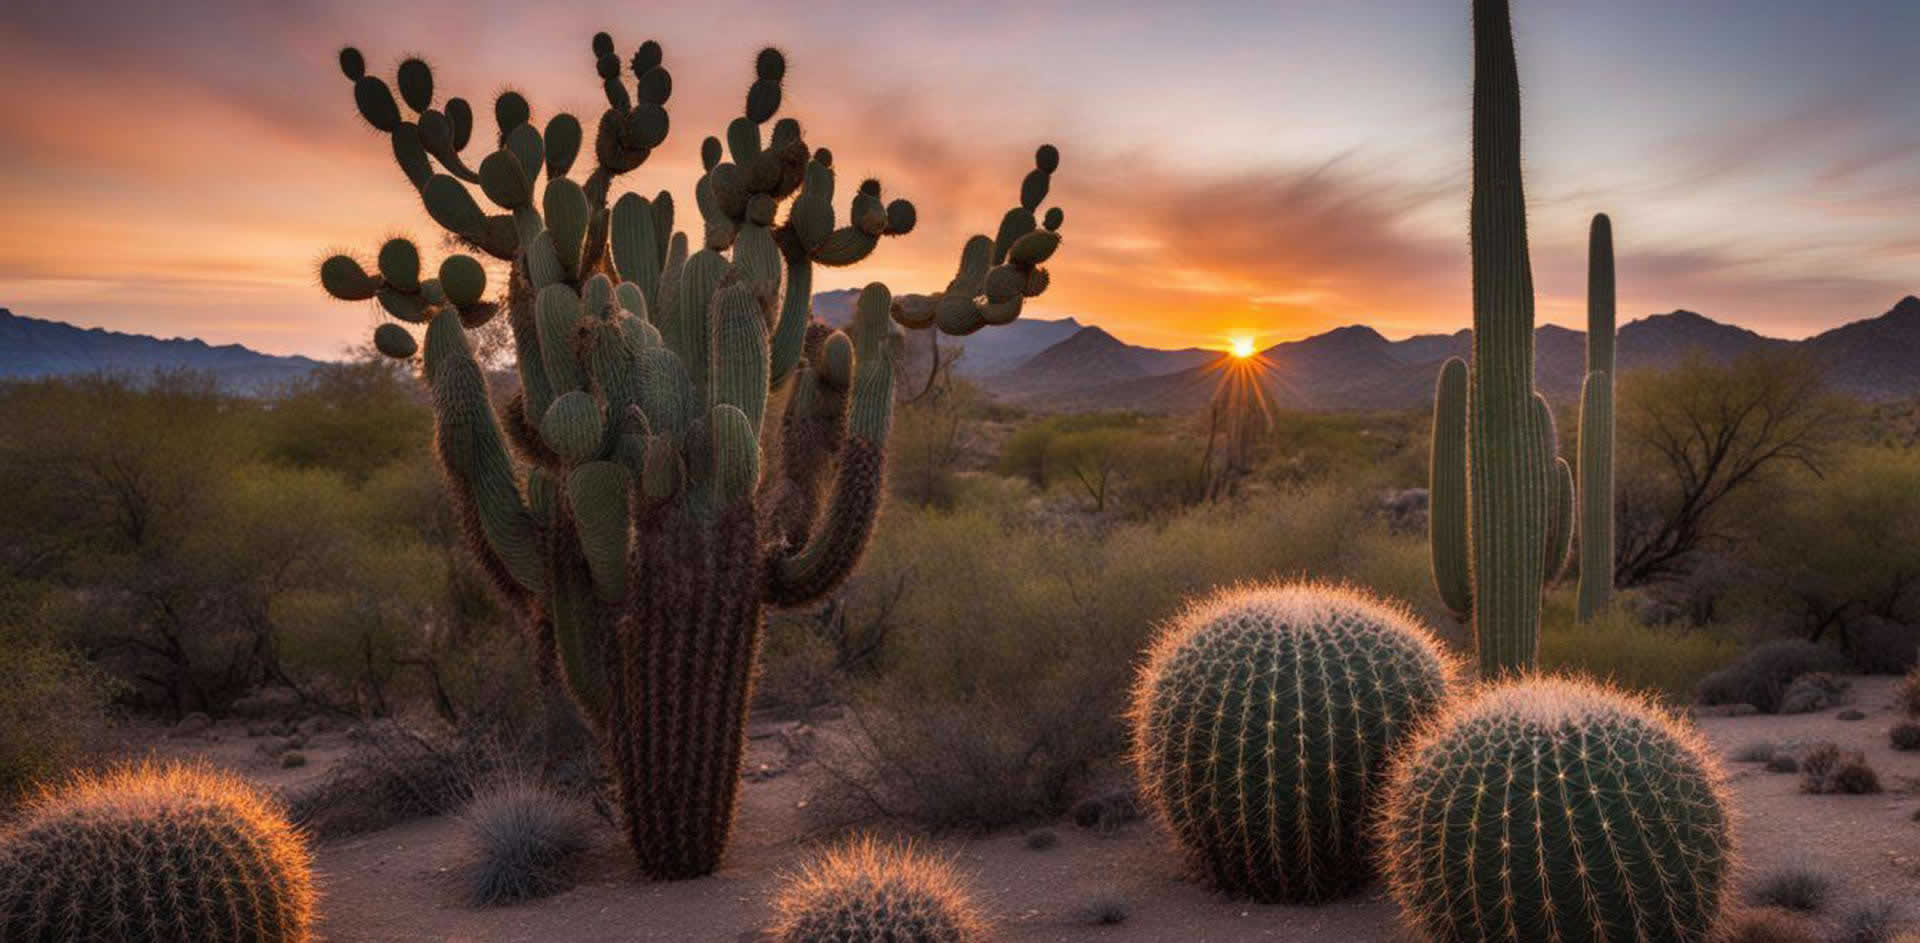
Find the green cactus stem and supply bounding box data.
[1576,213,1617,621]
[321,35,1068,881]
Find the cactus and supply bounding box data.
[1129,583,1455,903]
[769,837,988,942]
[1379,677,1734,943]
[1424,0,1559,675]
[1576,214,1617,621]
[0,764,315,943]
[320,38,1066,880]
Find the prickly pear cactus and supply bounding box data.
[769,838,988,943]
[320,36,1067,880]
[0,764,315,943]
[1129,583,1455,903]
[1379,677,1733,943]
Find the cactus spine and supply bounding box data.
[1130,583,1454,903]
[321,39,1067,880]
[1576,214,1617,621]
[769,838,989,942]
[0,764,315,943]
[1424,0,1560,675]
[1379,677,1734,943]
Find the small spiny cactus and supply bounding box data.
[0,763,315,943]
[1380,677,1734,943]
[1130,583,1455,903]
[769,837,988,942]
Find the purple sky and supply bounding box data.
[2,0,1915,356]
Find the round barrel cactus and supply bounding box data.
[769,837,987,942]
[1380,677,1733,943]
[1129,582,1455,903]
[0,763,315,942]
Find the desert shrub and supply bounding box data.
[1840,616,1918,675]
[1891,723,1920,751]
[1764,752,1801,774]
[1837,898,1906,943]
[288,720,490,838]
[0,763,313,942]
[1801,745,1881,795]
[1777,672,1849,714]
[1731,741,1777,763]
[1746,865,1835,913]
[1075,893,1129,926]
[1900,667,1920,716]
[1711,908,1819,943]
[1696,639,1848,713]
[0,628,117,810]
[769,838,988,942]
[821,483,1442,828]
[456,778,591,906]
[1541,594,1742,702]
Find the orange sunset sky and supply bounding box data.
[2,0,1917,357]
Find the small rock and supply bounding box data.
[169,712,212,737]
[280,751,308,769]
[1838,709,1867,721]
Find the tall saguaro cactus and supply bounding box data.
[1428,0,1558,675]
[320,36,1067,880]
[1576,213,1617,621]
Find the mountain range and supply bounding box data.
[5,294,1918,410]
[961,296,1920,413]
[0,308,321,394]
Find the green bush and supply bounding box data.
[0,629,117,809]
[819,482,1451,827]
[1540,592,1743,702]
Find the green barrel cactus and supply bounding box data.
[0,764,315,943]
[319,36,1067,880]
[1129,583,1455,903]
[770,838,988,943]
[1576,213,1617,622]
[1380,677,1733,943]
[1427,0,1566,675]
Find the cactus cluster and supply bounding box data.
[1576,214,1617,622]
[1427,0,1577,676]
[1379,677,1733,943]
[0,764,315,943]
[769,838,988,943]
[1129,583,1455,903]
[320,35,1065,880]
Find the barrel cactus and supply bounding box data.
[1427,0,1568,675]
[1129,583,1455,903]
[769,838,988,943]
[0,764,315,943]
[1576,213,1617,622]
[319,36,1067,880]
[1379,677,1733,943]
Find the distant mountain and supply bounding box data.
[991,296,1920,413]
[0,308,320,394]
[992,326,1218,397]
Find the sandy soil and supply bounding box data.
[147,677,1920,942]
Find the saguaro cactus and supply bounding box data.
[320,37,1067,880]
[1576,213,1617,621]
[1380,677,1734,943]
[1426,0,1560,675]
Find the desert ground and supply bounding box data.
[134,676,1920,943]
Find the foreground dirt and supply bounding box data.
[149,677,1920,942]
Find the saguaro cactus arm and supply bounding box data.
[1429,357,1472,622]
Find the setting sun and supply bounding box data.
[1230,336,1257,359]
